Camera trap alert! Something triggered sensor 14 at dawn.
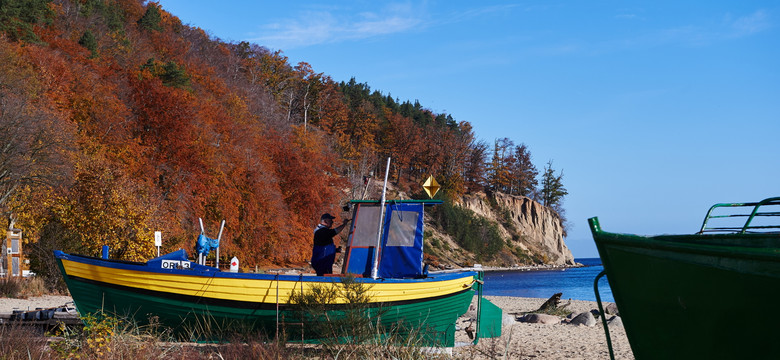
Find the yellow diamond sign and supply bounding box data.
[423,175,440,199]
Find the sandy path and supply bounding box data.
[0,295,74,313]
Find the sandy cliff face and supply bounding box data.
[459,192,575,266]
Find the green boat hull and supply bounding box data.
[590,217,780,359]
[57,259,473,346]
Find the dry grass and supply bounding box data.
[0,307,458,359]
[0,276,51,298]
[0,275,486,359]
[0,323,53,360]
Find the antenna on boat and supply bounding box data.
[197,218,225,267]
[216,220,225,269]
[370,157,391,279]
[198,218,205,265]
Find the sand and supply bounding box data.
[0,295,634,359]
[454,296,634,359]
[0,295,74,313]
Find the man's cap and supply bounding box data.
[320,213,336,220]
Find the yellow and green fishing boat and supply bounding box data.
[590,196,780,359]
[55,197,485,346]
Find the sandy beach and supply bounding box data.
[0,295,75,313]
[455,296,634,359]
[1,294,633,359]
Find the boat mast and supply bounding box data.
[371,157,391,279]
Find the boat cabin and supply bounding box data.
[340,199,441,279]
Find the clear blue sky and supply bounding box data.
[156,1,779,258]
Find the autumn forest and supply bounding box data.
[0,0,567,272]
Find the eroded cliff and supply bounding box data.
[426,192,575,267]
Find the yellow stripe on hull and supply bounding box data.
[60,259,474,304]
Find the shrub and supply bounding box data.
[431,198,504,261]
[0,276,23,298]
[287,276,450,359]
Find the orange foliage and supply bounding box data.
[2,0,500,269]
[55,159,157,261]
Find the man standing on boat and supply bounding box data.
[311,213,349,276]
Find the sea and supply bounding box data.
[482,258,614,303]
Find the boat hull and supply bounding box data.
[54,251,476,345]
[590,218,780,359]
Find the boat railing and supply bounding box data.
[698,197,780,234]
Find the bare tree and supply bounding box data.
[0,90,74,208]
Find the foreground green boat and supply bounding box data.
[590,197,780,360]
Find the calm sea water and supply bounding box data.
[482,258,614,303]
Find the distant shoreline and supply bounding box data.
[479,262,585,272]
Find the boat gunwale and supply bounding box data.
[589,217,780,261]
[53,250,478,284]
[61,271,476,310]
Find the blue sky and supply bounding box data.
[156,1,779,258]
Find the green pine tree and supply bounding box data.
[78,30,98,58]
[137,3,162,31]
[0,0,54,43]
[160,61,190,89]
[540,160,567,210]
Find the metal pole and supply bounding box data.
[595,270,615,360]
[216,220,225,269]
[371,157,391,279]
[198,218,205,265]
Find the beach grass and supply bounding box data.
[0,276,48,298]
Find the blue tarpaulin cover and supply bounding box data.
[342,201,434,278]
[378,202,424,278]
[196,234,219,256]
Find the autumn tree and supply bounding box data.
[289,62,323,128]
[463,139,488,192]
[0,90,74,210]
[0,0,570,270]
[0,40,75,215]
[54,160,157,261]
[487,138,513,192]
[509,143,538,197]
[383,110,421,187]
[428,122,473,198]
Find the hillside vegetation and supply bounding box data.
[0,0,568,278]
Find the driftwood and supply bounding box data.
[535,292,572,314]
[507,293,573,317]
[535,292,563,313]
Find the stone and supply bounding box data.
[503,314,517,325]
[607,315,623,327]
[519,313,561,324]
[590,309,601,318]
[606,303,620,316]
[569,311,597,327]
